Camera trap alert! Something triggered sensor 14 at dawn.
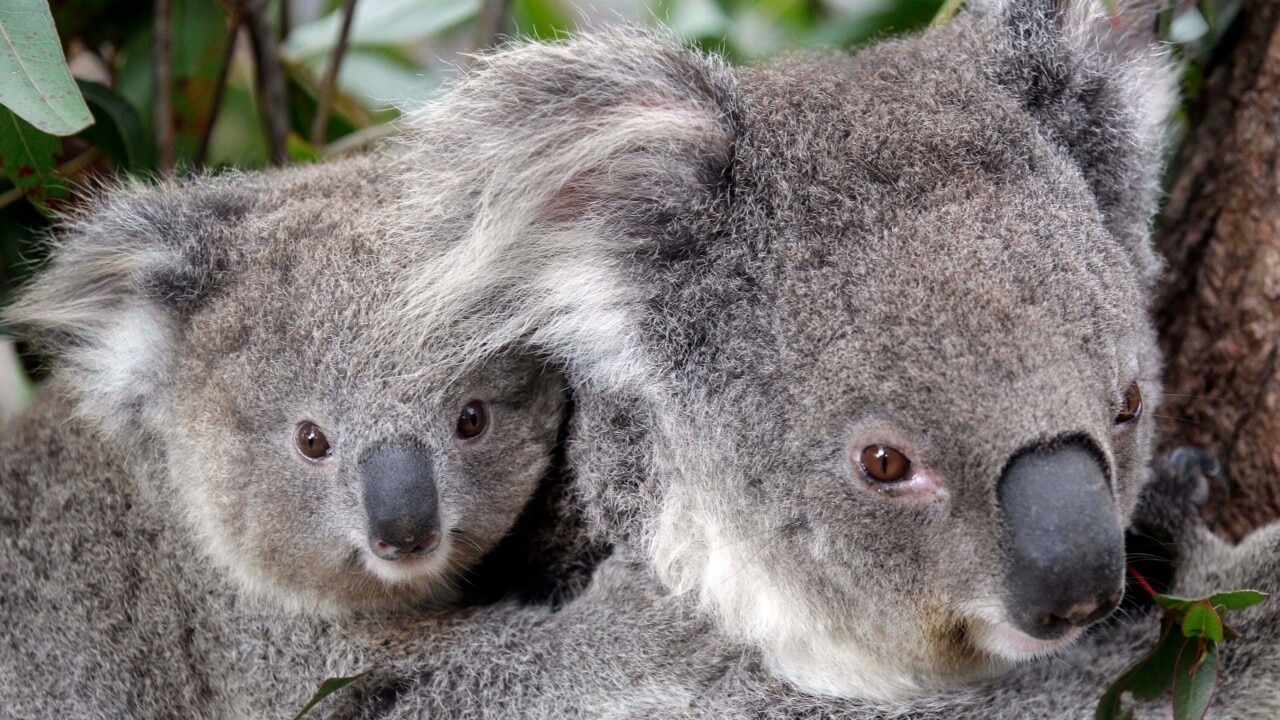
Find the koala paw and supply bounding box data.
[1133,446,1222,541]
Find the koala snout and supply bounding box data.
[997,441,1124,640]
[360,444,442,561]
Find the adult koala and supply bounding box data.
[389,0,1175,701]
[0,155,575,715]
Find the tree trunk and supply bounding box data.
[1155,0,1280,540]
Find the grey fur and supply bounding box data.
[387,0,1178,700]
[0,156,575,714]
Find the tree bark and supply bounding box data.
[1155,0,1280,540]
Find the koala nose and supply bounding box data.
[998,440,1124,640]
[360,443,441,562]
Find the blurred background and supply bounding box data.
[0,0,1246,446]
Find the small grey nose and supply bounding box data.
[999,440,1124,640]
[360,443,440,562]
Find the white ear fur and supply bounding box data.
[387,28,734,395]
[4,183,223,439]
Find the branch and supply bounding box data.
[322,121,398,158]
[310,0,359,146]
[472,0,513,51]
[196,14,243,167]
[153,0,174,174]
[240,0,289,166]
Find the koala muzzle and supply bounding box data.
[998,441,1124,640]
[360,444,442,562]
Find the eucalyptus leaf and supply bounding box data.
[0,0,93,135]
[0,106,62,210]
[76,80,153,172]
[291,672,368,720]
[1181,602,1224,643]
[1172,640,1218,720]
[283,0,481,60]
[1208,589,1269,611]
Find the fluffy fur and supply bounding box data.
[0,155,568,620]
[387,0,1177,700]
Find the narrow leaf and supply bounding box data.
[1153,593,1198,611]
[0,105,62,208]
[1172,640,1218,720]
[1208,590,1269,611]
[0,0,94,135]
[292,672,368,720]
[76,80,153,172]
[1126,622,1182,700]
[1182,602,1224,643]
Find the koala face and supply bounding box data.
[390,2,1175,700]
[9,156,565,613]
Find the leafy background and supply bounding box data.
[0,0,1241,419]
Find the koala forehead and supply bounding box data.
[652,33,1151,460]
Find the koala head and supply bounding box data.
[391,0,1174,701]
[7,156,565,613]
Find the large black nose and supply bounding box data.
[360,444,441,562]
[998,441,1124,640]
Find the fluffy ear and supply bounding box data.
[392,27,736,390]
[4,178,253,436]
[971,0,1178,285]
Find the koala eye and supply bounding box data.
[1114,383,1143,427]
[455,400,489,441]
[858,444,911,484]
[296,422,333,461]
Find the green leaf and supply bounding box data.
[1208,589,1269,611]
[1126,623,1183,700]
[291,672,368,720]
[1153,593,1199,611]
[1182,602,1224,643]
[0,0,94,135]
[0,105,62,209]
[282,0,480,60]
[1172,639,1218,720]
[75,80,153,172]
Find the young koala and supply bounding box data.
[387,0,1176,702]
[0,155,568,714]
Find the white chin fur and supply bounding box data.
[349,530,455,586]
[961,601,1083,660]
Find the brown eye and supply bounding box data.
[1115,383,1143,426]
[296,422,332,460]
[456,401,488,440]
[858,444,911,484]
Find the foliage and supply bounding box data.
[291,671,368,720]
[1097,567,1269,720]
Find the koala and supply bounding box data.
[385,0,1175,702]
[313,450,1280,720]
[0,155,573,715]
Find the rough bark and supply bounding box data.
[1155,0,1280,540]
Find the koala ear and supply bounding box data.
[4,178,252,436]
[973,0,1177,285]
[393,27,736,387]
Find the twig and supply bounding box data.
[930,0,965,27]
[0,149,103,211]
[154,0,174,174]
[196,14,244,167]
[310,0,359,146]
[279,0,291,40]
[240,0,289,166]
[323,122,398,158]
[472,0,514,51]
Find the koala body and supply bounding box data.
[389,0,1175,701]
[324,453,1280,719]
[0,156,571,714]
